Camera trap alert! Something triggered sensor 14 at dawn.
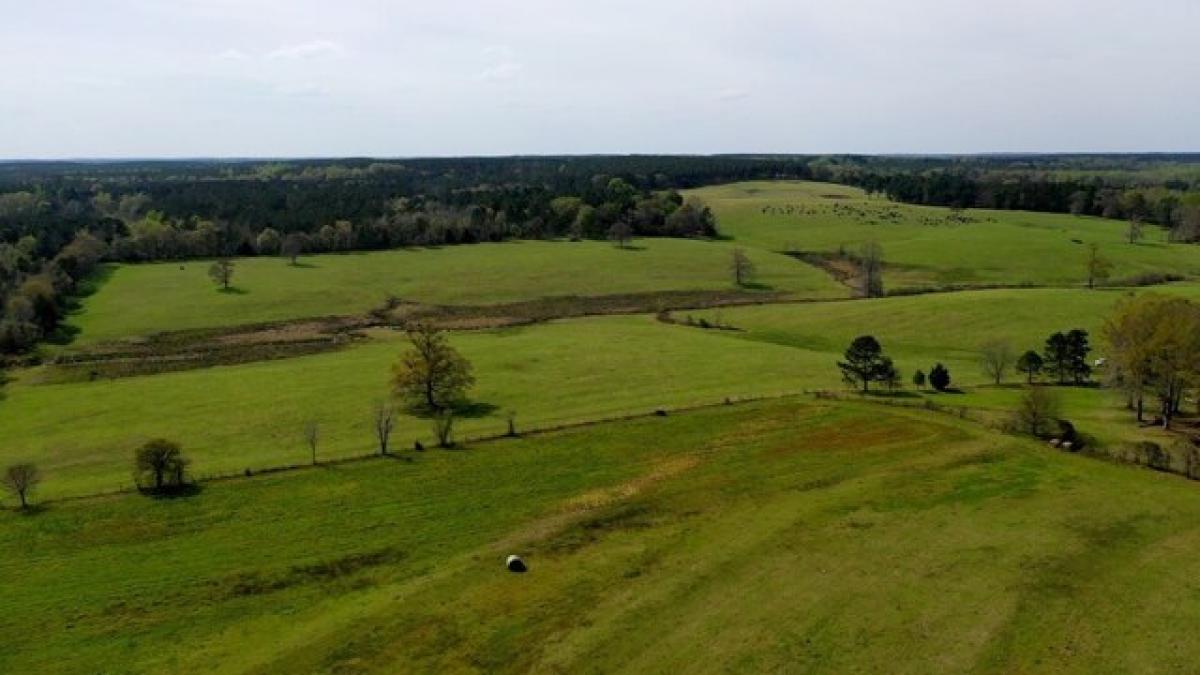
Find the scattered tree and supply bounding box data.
[304,420,319,464]
[929,363,952,392]
[2,463,40,509]
[1127,217,1144,244]
[208,258,235,290]
[281,233,304,265]
[837,335,891,392]
[1085,243,1112,289]
[432,410,455,448]
[882,362,903,392]
[1043,330,1091,385]
[608,221,633,249]
[134,439,189,492]
[859,241,884,298]
[980,339,1015,386]
[912,369,926,390]
[1015,387,1062,437]
[1016,350,1044,384]
[393,321,475,411]
[373,402,395,455]
[255,227,282,255]
[730,248,756,287]
[1104,294,1200,429]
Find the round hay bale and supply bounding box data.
[505,555,527,573]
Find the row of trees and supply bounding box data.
[0,177,719,353]
[837,336,952,393]
[841,168,1200,236]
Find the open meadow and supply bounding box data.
[6,399,1200,673]
[4,179,1200,672]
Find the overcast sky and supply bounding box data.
[2,0,1197,158]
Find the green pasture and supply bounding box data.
[5,399,1200,673]
[66,238,843,345]
[690,181,1200,289]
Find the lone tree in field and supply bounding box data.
[608,221,633,249]
[730,248,756,287]
[912,369,926,390]
[393,321,475,411]
[281,233,305,265]
[1016,350,1044,384]
[1127,217,1144,244]
[373,402,396,455]
[134,439,189,492]
[304,420,319,464]
[929,363,952,392]
[208,258,235,291]
[979,339,1015,385]
[859,241,884,298]
[1085,243,1112,289]
[2,463,40,510]
[1015,387,1062,437]
[837,335,892,392]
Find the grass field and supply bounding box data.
[5,398,1200,673]
[6,179,1200,672]
[67,237,844,345]
[690,181,1200,289]
[8,284,1196,498]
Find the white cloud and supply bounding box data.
[266,40,344,61]
[215,48,248,61]
[715,88,749,102]
[1,0,1198,156]
[478,46,522,81]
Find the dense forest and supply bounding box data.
[2,154,1200,355]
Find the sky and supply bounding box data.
[1,0,1198,158]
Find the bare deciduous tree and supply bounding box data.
[730,248,756,286]
[859,241,884,298]
[1085,243,1112,289]
[373,403,395,455]
[980,339,1015,386]
[1015,387,1061,437]
[304,420,320,464]
[432,410,455,448]
[2,463,40,509]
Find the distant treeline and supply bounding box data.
[3,153,1200,355]
[822,155,1200,238]
[1,156,812,353]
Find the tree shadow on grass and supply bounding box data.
[287,261,320,269]
[140,483,204,500]
[13,504,48,516]
[864,390,921,399]
[404,400,500,420]
[737,281,775,291]
[217,286,249,295]
[614,244,648,252]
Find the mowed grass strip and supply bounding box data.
[67,237,843,345]
[690,180,1200,289]
[4,399,1200,673]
